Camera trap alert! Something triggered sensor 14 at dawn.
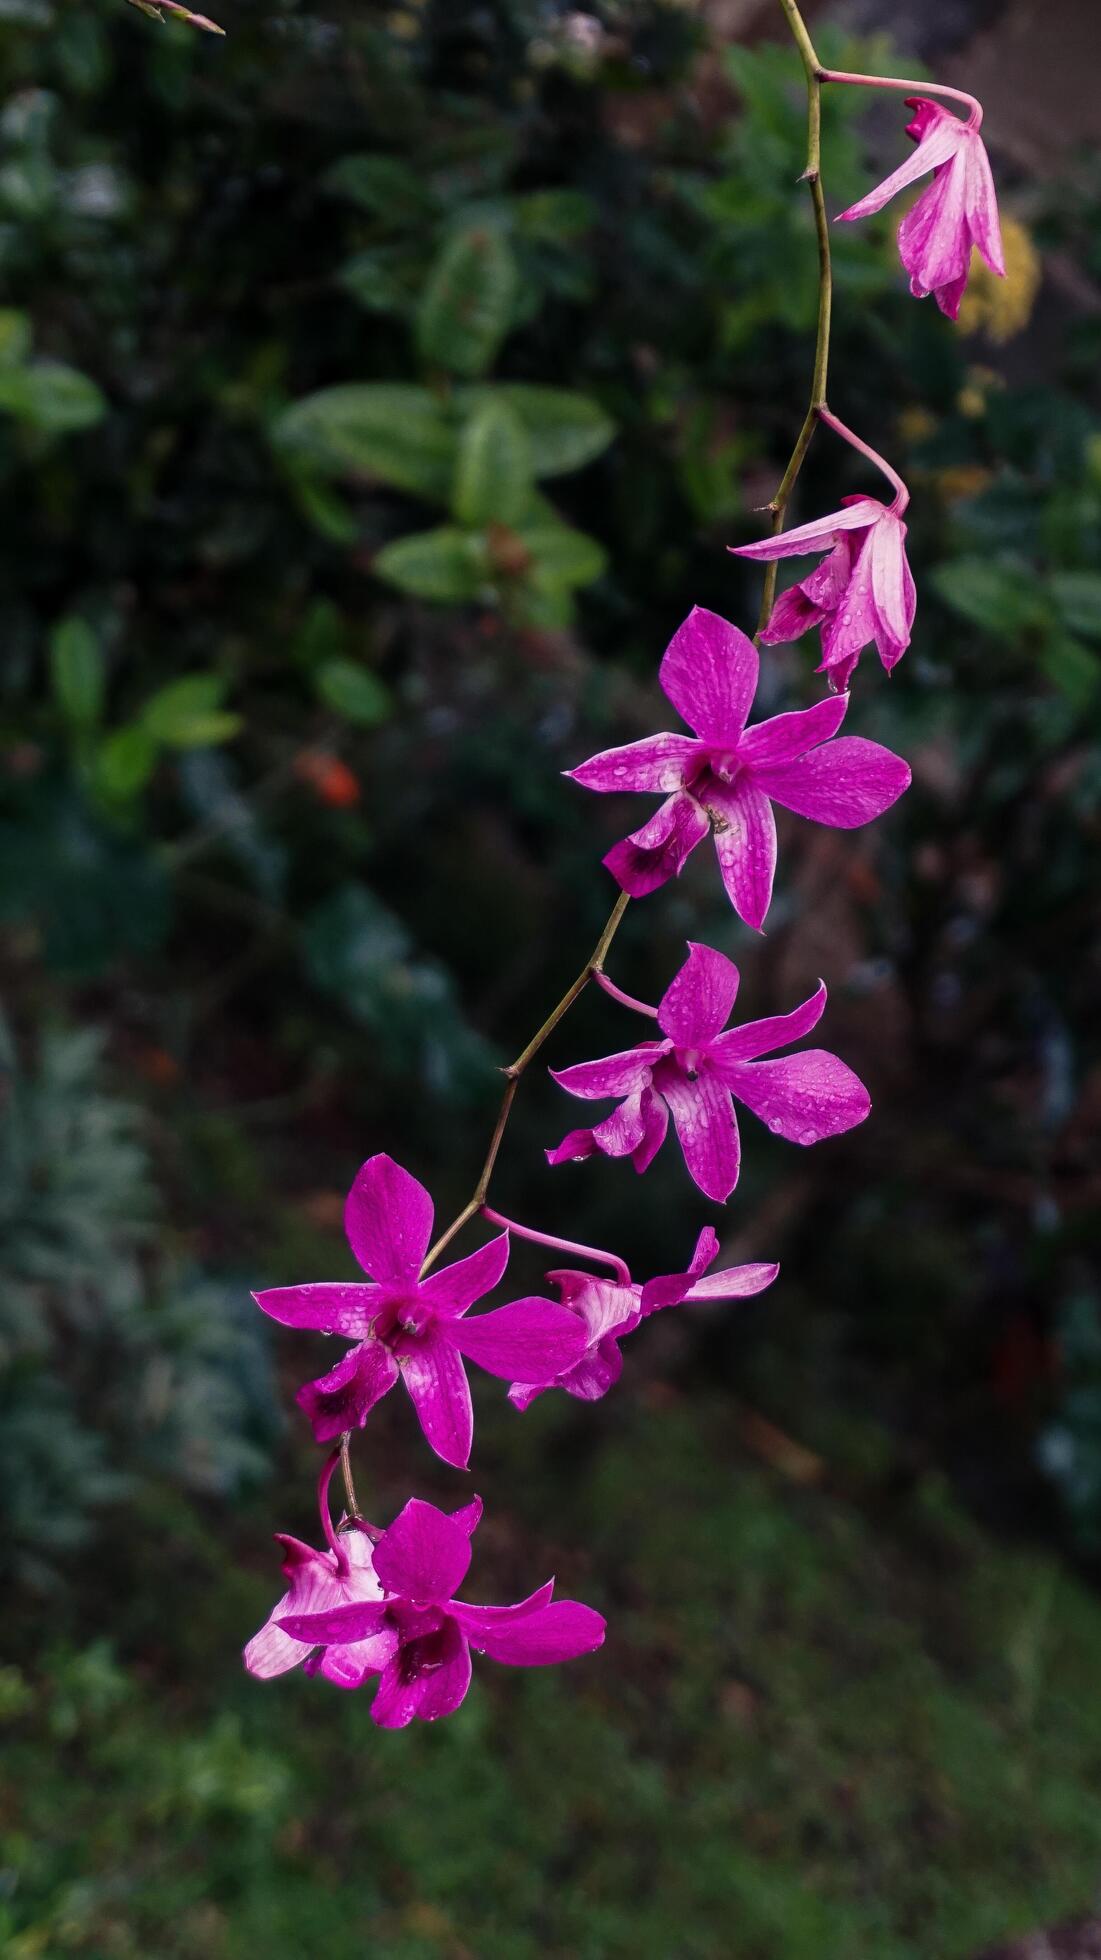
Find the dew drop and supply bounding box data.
[798,1127,817,1146]
[768,1117,783,1135]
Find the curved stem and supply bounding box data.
[817,405,910,513]
[419,890,631,1275]
[818,68,982,130]
[757,0,832,636]
[593,968,659,1018]
[481,1207,633,1287]
[339,1432,362,1521]
[318,1449,345,1562]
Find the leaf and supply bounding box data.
[0,361,106,434]
[49,618,104,728]
[315,659,391,726]
[416,225,519,379]
[487,384,615,477]
[272,384,456,502]
[324,154,435,223]
[373,527,488,603]
[931,558,1045,638]
[1037,634,1099,711]
[0,310,31,367]
[452,398,533,528]
[511,189,596,243]
[519,521,607,591]
[1050,572,1101,642]
[94,726,158,801]
[142,675,240,748]
[340,248,419,320]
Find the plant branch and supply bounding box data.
[757,0,833,635]
[818,67,982,130]
[418,890,631,1275]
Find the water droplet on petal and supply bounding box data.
[768,1117,783,1135]
[798,1127,817,1146]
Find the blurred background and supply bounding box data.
[2,1,1101,1954]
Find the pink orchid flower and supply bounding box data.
[252,1154,588,1470]
[566,606,910,929]
[275,1496,606,1728]
[732,495,915,691]
[837,97,1005,321]
[509,1225,779,1409]
[244,1455,396,1689]
[547,941,870,1203]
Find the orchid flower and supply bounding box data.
[731,496,915,691]
[566,607,910,929]
[509,1225,779,1409]
[547,941,870,1203]
[252,1154,588,1469]
[244,1455,394,1689]
[274,1496,606,1727]
[837,97,1005,321]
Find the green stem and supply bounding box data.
[419,890,631,1275]
[756,0,833,636]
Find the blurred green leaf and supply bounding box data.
[489,383,615,477]
[1051,571,1101,641]
[416,224,518,378]
[272,384,457,502]
[520,520,607,591]
[452,397,533,527]
[0,360,105,434]
[0,309,31,366]
[49,618,103,728]
[142,676,240,749]
[373,526,487,602]
[324,153,435,222]
[94,725,158,801]
[931,558,1047,637]
[315,658,391,726]
[1037,633,1100,709]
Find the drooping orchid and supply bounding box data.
[244,1454,395,1689]
[508,1225,779,1409]
[273,1496,605,1727]
[566,607,910,929]
[253,1154,588,1469]
[837,96,1005,321]
[547,941,870,1203]
[731,496,915,691]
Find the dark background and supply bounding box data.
[3,2,1101,1954]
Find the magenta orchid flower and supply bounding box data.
[244,1455,395,1689]
[732,494,915,692]
[566,607,910,929]
[509,1225,779,1410]
[837,97,1005,321]
[252,1154,588,1471]
[274,1496,605,1728]
[547,941,870,1203]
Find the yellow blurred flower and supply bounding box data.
[958,216,1041,344]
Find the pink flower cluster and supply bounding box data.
[245,60,1003,1726]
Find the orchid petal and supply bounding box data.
[451,1582,554,1640]
[345,1153,433,1284]
[374,1497,473,1602]
[661,1069,741,1203]
[754,735,910,828]
[657,941,740,1045]
[604,790,710,897]
[725,1050,871,1143]
[737,694,848,769]
[318,1631,399,1689]
[710,980,828,1068]
[659,606,759,743]
[370,1618,472,1728]
[639,1225,721,1315]
[455,1598,606,1667]
[837,106,965,221]
[550,1047,661,1100]
[418,1231,510,1318]
[731,499,883,560]
[684,1261,780,1302]
[869,512,915,661]
[758,583,825,646]
[450,1297,589,1382]
[567,731,700,794]
[251,1281,382,1338]
[400,1338,474,1470]
[631,1086,669,1172]
[276,1599,392,1645]
[706,780,778,932]
[296,1339,400,1442]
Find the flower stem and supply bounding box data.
[817,405,910,513]
[419,890,632,1275]
[593,968,659,1018]
[319,1449,344,1558]
[817,67,982,130]
[481,1206,633,1286]
[339,1432,362,1520]
[757,0,832,636]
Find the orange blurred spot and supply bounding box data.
[294,751,361,808]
